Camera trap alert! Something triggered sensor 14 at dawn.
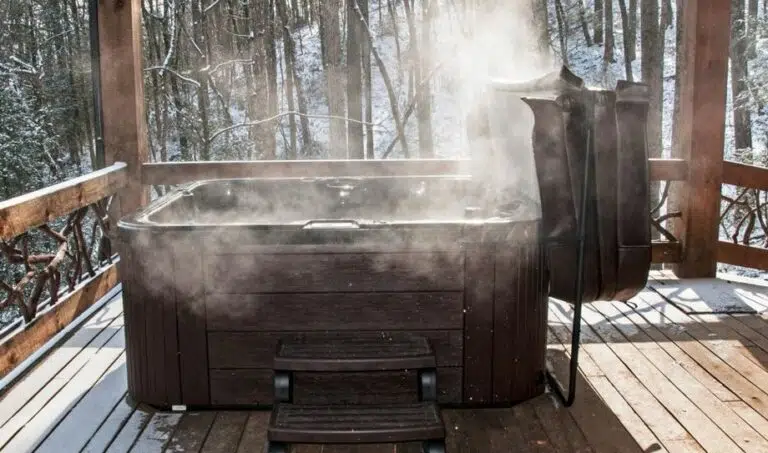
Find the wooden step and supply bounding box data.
[267,402,445,444]
[274,332,436,372]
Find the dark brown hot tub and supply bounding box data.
[116,175,548,409]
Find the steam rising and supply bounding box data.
[121,2,556,320]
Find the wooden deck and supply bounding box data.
[0,272,767,453]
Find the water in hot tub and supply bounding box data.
[156,175,541,226]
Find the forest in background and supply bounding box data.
[2,0,768,327]
[1,1,766,191]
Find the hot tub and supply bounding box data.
[116,175,548,409]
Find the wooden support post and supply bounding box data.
[669,0,731,278]
[97,0,149,217]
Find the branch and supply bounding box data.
[209,59,254,75]
[352,0,409,156]
[210,111,381,143]
[144,66,201,87]
[203,0,224,13]
[382,63,444,158]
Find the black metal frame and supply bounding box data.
[544,104,595,408]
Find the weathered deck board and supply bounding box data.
[0,277,766,452]
[0,293,124,429]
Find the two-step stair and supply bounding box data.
[265,332,447,453]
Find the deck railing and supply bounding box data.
[718,161,768,270]
[141,157,692,266]
[0,156,765,379]
[0,162,127,377]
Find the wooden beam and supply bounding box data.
[0,163,127,241]
[722,161,768,191]
[669,0,731,278]
[142,159,474,185]
[718,241,768,271]
[652,241,683,263]
[0,263,119,377]
[649,158,687,181]
[144,158,686,186]
[97,0,149,216]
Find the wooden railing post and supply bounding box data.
[97,0,149,218]
[669,0,731,278]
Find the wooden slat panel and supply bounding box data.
[462,248,495,404]
[80,392,135,452]
[591,301,768,451]
[548,301,699,451]
[492,246,547,405]
[722,160,768,191]
[200,411,248,453]
[34,354,128,453]
[0,263,119,378]
[207,330,463,368]
[205,252,464,294]
[175,248,210,405]
[206,292,464,331]
[0,296,123,430]
[128,412,182,452]
[209,368,462,406]
[718,241,768,271]
[105,408,152,452]
[0,325,126,452]
[0,163,126,240]
[165,412,217,452]
[142,159,472,185]
[649,158,687,181]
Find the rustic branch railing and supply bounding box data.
[718,161,768,270]
[0,163,127,377]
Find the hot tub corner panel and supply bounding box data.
[118,231,209,409]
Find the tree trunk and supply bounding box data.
[661,0,673,29]
[418,0,434,157]
[595,0,604,44]
[347,0,364,158]
[276,0,312,156]
[618,0,634,80]
[361,0,375,158]
[604,0,615,62]
[578,1,593,46]
[748,0,758,58]
[322,0,346,158]
[555,0,569,65]
[628,0,637,60]
[533,0,550,52]
[731,0,753,156]
[191,0,211,161]
[264,0,279,159]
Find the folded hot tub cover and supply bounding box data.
[468,66,651,303]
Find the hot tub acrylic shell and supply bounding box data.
[116,176,548,409]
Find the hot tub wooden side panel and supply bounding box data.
[204,251,465,294]
[202,249,467,406]
[174,245,210,406]
[462,247,495,404]
[492,244,548,405]
[208,368,463,406]
[117,236,184,408]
